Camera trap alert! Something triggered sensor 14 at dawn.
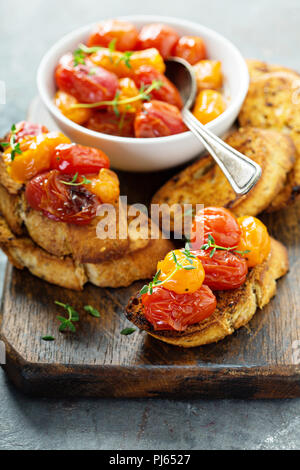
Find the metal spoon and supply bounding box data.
[165,58,261,195]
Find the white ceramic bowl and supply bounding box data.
[37,15,249,172]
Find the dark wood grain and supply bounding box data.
[0,167,300,398]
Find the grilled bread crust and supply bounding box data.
[239,60,300,210]
[126,238,289,347]
[152,128,295,228]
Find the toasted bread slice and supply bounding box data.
[152,128,295,228]
[0,215,174,290]
[126,238,288,347]
[239,62,300,209]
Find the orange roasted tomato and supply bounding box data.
[114,77,142,114]
[156,249,205,294]
[192,89,225,124]
[236,216,271,268]
[142,285,217,331]
[196,249,248,291]
[190,207,241,250]
[51,143,110,175]
[25,170,100,225]
[137,23,179,59]
[3,132,71,183]
[193,60,223,90]
[134,100,187,138]
[54,91,93,125]
[133,65,183,109]
[83,168,120,204]
[86,111,135,137]
[90,48,166,78]
[55,53,118,104]
[173,36,207,65]
[87,19,138,51]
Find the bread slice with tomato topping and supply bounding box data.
[126,238,288,347]
[152,128,295,228]
[0,214,173,290]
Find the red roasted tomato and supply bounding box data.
[51,143,110,175]
[134,100,187,138]
[25,170,100,225]
[173,36,207,65]
[87,19,138,51]
[7,121,49,143]
[133,65,183,109]
[190,207,241,249]
[137,23,179,59]
[142,284,216,331]
[195,249,248,290]
[55,53,118,104]
[86,111,135,137]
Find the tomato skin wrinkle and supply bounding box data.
[191,206,241,249]
[25,170,100,225]
[195,249,248,291]
[142,285,216,332]
[51,143,110,175]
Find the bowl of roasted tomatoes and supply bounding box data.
[37,15,249,172]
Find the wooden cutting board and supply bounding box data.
[0,99,299,398]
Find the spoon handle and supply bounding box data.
[182,109,262,195]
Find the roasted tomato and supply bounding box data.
[55,53,118,104]
[192,89,225,124]
[3,132,71,183]
[86,111,135,137]
[84,168,120,203]
[54,91,92,124]
[87,19,138,51]
[173,36,207,65]
[156,249,205,294]
[133,65,183,109]
[142,284,216,331]
[237,216,271,268]
[5,121,49,143]
[193,60,223,90]
[190,207,241,249]
[196,249,248,290]
[25,170,100,225]
[137,23,179,59]
[51,143,110,175]
[115,77,142,114]
[134,100,187,138]
[90,48,165,77]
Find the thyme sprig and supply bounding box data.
[60,173,92,186]
[201,234,250,259]
[71,79,163,113]
[75,41,133,69]
[55,301,80,333]
[140,245,197,296]
[0,124,22,161]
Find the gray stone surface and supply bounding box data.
[0,0,299,451]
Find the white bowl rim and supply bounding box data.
[37,14,249,145]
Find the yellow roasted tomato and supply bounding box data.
[115,77,142,113]
[237,216,271,268]
[90,48,165,77]
[54,90,93,124]
[192,89,225,124]
[193,60,223,90]
[4,132,71,183]
[156,249,205,294]
[84,168,120,203]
